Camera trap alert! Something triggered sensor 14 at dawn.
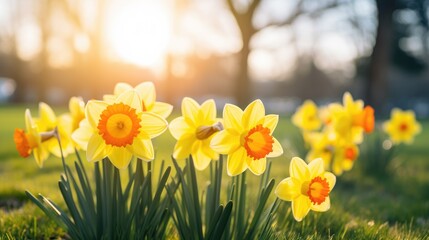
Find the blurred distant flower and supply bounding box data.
[169,97,221,170]
[35,102,74,157]
[211,100,283,176]
[275,157,336,222]
[292,100,321,131]
[305,131,335,169]
[383,108,421,145]
[72,90,167,169]
[13,109,52,167]
[332,144,359,175]
[104,82,173,119]
[327,92,373,145]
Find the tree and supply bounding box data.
[226,0,340,107]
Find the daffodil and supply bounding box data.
[210,100,283,176]
[35,102,74,157]
[68,96,86,131]
[169,98,221,170]
[72,90,168,169]
[332,144,359,175]
[383,108,421,144]
[14,109,53,167]
[292,100,321,131]
[275,157,336,221]
[104,82,173,119]
[305,131,336,169]
[327,92,374,144]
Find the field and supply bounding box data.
[0,104,428,239]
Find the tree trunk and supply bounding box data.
[235,36,251,107]
[366,0,396,114]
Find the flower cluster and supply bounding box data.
[292,92,375,175]
[13,82,340,236]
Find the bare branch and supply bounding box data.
[256,0,341,32]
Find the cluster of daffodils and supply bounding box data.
[14,81,339,233]
[13,98,84,167]
[292,92,375,175]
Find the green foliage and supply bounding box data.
[358,131,398,178]
[26,151,172,239]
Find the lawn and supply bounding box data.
[0,104,428,239]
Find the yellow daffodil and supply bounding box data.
[383,108,421,144]
[292,100,321,131]
[275,157,336,221]
[13,109,53,167]
[68,96,86,131]
[35,102,74,157]
[169,97,221,170]
[210,99,283,176]
[328,92,374,144]
[305,131,336,169]
[332,144,359,175]
[104,82,173,119]
[72,90,168,169]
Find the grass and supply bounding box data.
[1,104,429,239]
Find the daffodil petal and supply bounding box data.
[86,100,108,128]
[308,158,324,179]
[311,197,330,212]
[25,109,34,131]
[199,99,216,123]
[264,114,278,132]
[247,157,266,175]
[223,104,243,130]
[103,94,116,103]
[71,119,93,150]
[292,195,311,222]
[192,148,211,171]
[227,147,248,176]
[169,117,191,140]
[129,138,154,161]
[113,82,133,96]
[108,148,133,169]
[275,177,301,201]
[151,102,173,119]
[201,139,219,160]
[324,172,336,190]
[267,138,283,158]
[136,82,156,109]
[39,102,57,127]
[173,136,194,159]
[290,157,310,181]
[243,99,265,129]
[116,90,142,111]
[140,112,168,138]
[87,134,108,162]
[33,146,49,168]
[210,129,240,154]
[182,97,200,126]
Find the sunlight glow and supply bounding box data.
[105,1,171,68]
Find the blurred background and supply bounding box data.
[0,0,429,116]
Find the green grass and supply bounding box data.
[1,105,429,239]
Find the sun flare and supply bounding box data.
[105,2,171,68]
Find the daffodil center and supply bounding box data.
[14,129,32,158]
[301,176,330,205]
[243,124,274,160]
[344,147,357,161]
[195,122,223,140]
[399,122,408,132]
[97,103,141,147]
